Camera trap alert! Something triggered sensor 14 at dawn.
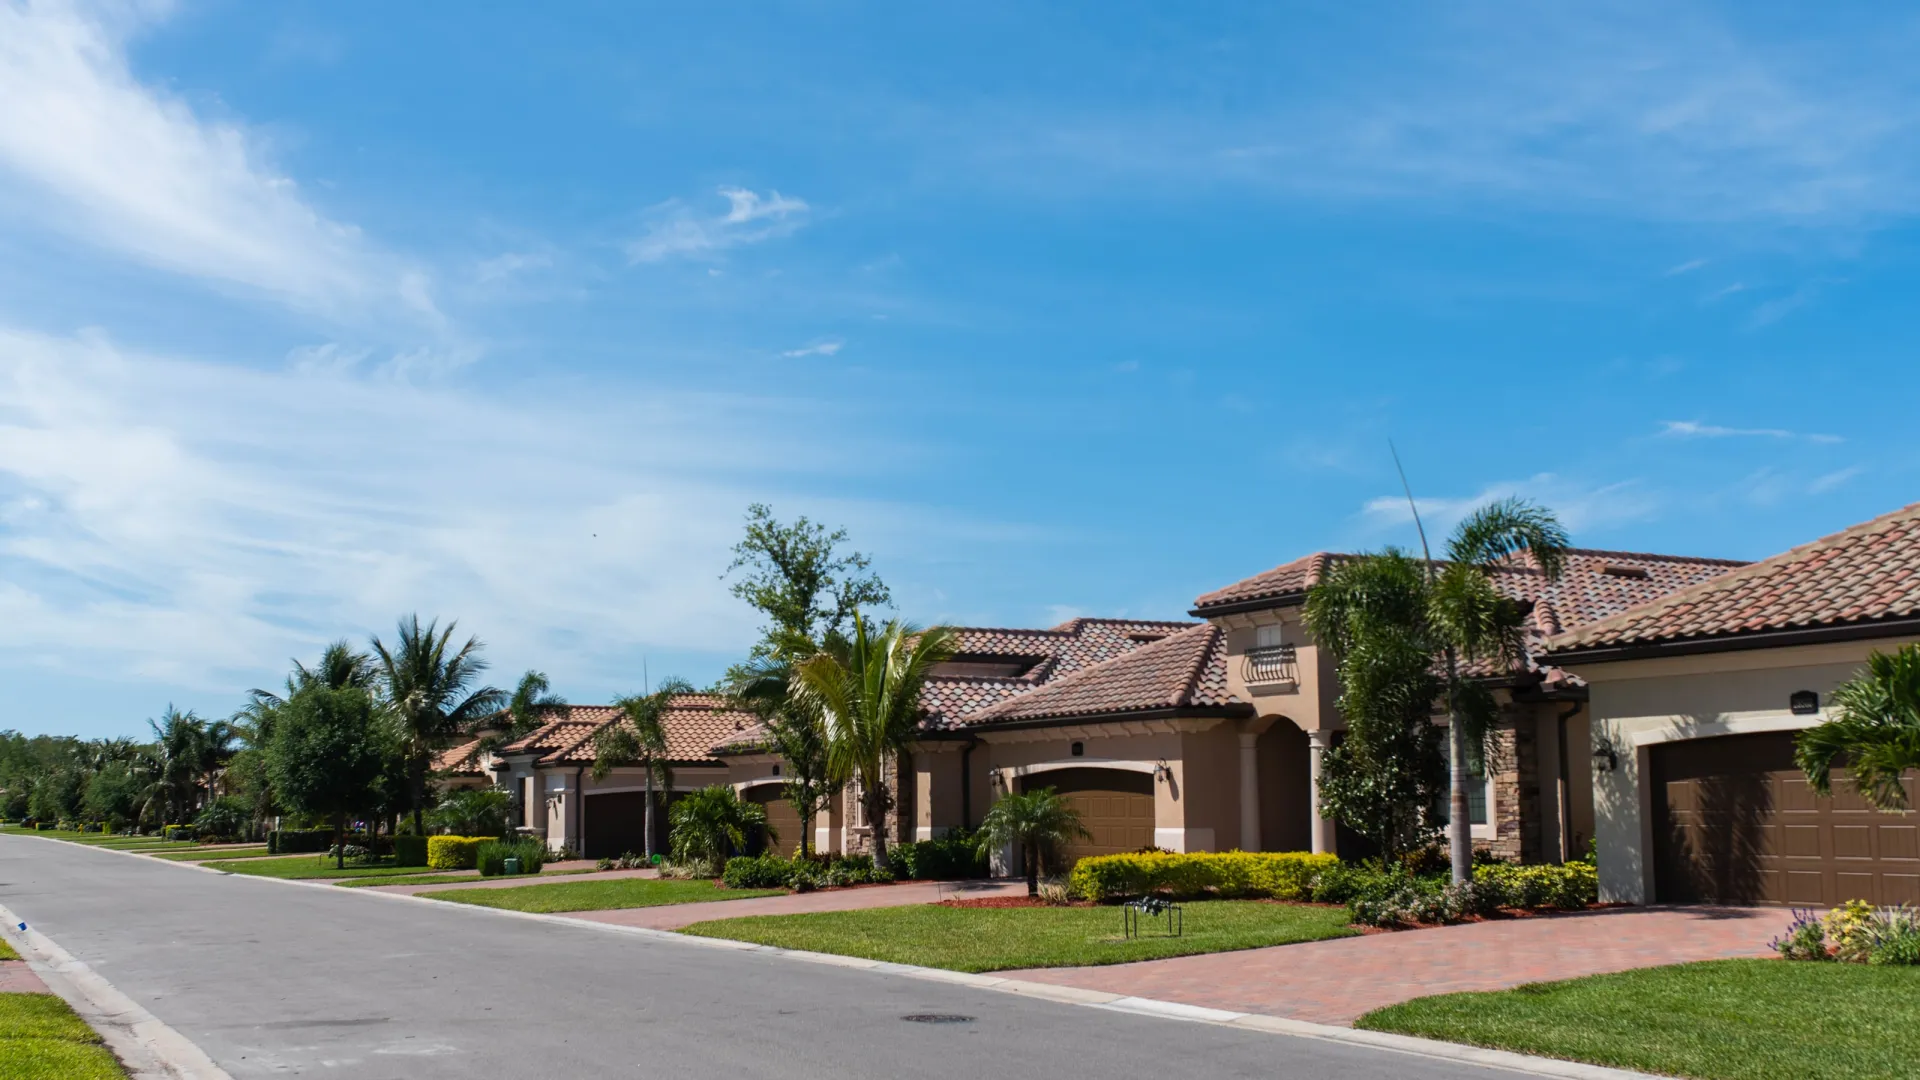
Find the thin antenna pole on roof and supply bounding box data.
[1390,439,1436,579]
[643,657,651,696]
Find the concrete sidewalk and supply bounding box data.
[564,878,1026,930]
[1007,904,1796,1025]
[368,866,659,895]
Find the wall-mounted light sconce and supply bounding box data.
[1152,760,1172,783]
[1070,741,1085,757]
[1790,690,1820,716]
[1592,739,1619,774]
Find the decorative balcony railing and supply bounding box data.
[1241,644,1298,686]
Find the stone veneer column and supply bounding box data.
[1238,731,1261,852]
[1307,729,1334,855]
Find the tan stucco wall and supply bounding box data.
[1567,636,1918,904]
[976,727,1200,848]
[1215,607,1338,736]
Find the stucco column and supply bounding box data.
[1307,729,1334,855]
[1238,731,1261,852]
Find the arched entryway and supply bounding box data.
[1257,717,1312,853]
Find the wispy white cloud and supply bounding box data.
[1665,258,1708,276]
[627,186,810,263]
[1809,465,1866,494]
[474,251,553,283]
[781,338,843,358]
[1707,282,1748,301]
[1361,473,1660,539]
[0,1,428,321]
[0,325,923,694]
[1661,420,1842,444]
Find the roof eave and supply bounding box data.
[1547,614,1920,666]
[1187,591,1308,618]
[963,702,1255,732]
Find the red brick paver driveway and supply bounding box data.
[565,879,1026,931]
[1009,905,1797,1026]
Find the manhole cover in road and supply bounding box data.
[901,1014,974,1024]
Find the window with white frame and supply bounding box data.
[1255,623,1284,649]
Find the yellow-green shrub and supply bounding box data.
[1068,850,1340,902]
[426,835,489,870]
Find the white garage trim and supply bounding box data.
[732,776,787,792]
[992,759,1159,781]
[1627,712,1823,748]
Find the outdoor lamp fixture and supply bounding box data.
[1592,743,1618,774]
[1152,760,1172,784]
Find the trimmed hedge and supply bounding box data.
[267,829,332,855]
[1068,850,1340,902]
[1472,860,1597,910]
[888,830,989,881]
[393,835,428,867]
[477,838,547,877]
[427,835,489,870]
[162,824,194,842]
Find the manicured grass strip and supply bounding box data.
[681,900,1358,972]
[201,855,464,881]
[429,878,782,913]
[0,938,17,961]
[1358,958,1920,1080]
[335,868,594,888]
[0,993,127,1080]
[150,847,273,862]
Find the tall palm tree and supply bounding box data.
[728,648,832,858]
[976,787,1091,896]
[1797,643,1920,810]
[594,678,693,860]
[792,615,956,872]
[147,706,209,824]
[1305,497,1566,883]
[371,615,505,835]
[505,670,569,740]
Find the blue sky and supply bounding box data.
[4,1,1918,738]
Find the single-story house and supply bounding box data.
[1543,502,1920,907]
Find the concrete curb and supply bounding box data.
[0,900,233,1080]
[10,832,1658,1080]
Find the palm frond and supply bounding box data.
[1444,497,1570,579]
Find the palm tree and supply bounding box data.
[233,642,379,828]
[667,784,770,869]
[792,615,957,872]
[1305,497,1566,883]
[976,787,1091,896]
[1797,644,1920,810]
[505,670,569,740]
[728,648,832,858]
[594,678,693,860]
[148,706,210,824]
[371,615,506,835]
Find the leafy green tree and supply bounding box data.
[793,616,956,872]
[1304,498,1567,879]
[268,686,386,868]
[147,706,218,825]
[1797,644,1920,810]
[81,760,149,830]
[728,649,832,858]
[504,670,569,740]
[724,503,892,666]
[668,784,769,868]
[593,678,694,860]
[371,615,505,835]
[975,787,1091,896]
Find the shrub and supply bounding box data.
[477,837,547,877]
[426,835,490,870]
[267,829,332,855]
[193,797,249,842]
[1472,860,1598,910]
[669,785,767,867]
[1868,906,1920,966]
[393,835,429,867]
[1826,899,1879,963]
[723,854,795,890]
[162,824,194,842]
[889,830,989,880]
[1068,851,1340,902]
[428,789,510,838]
[1772,908,1830,961]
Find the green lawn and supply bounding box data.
[335,868,594,888]
[1358,958,1920,1080]
[201,855,466,881]
[149,847,274,862]
[428,878,782,913]
[0,938,17,961]
[680,900,1358,972]
[0,993,127,1080]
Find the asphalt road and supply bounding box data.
[0,835,1513,1079]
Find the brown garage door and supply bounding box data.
[747,787,803,857]
[1653,731,1920,906]
[1027,768,1155,870]
[583,791,652,861]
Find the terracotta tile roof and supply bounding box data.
[960,624,1240,725]
[1545,503,1920,655]
[532,695,757,767]
[1191,552,1342,612]
[498,712,605,758]
[432,738,486,775]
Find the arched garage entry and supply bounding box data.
[583,790,682,860]
[744,784,803,856]
[1022,767,1154,867]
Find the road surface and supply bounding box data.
[0,834,1521,1079]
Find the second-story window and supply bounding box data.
[1255,623,1284,649]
